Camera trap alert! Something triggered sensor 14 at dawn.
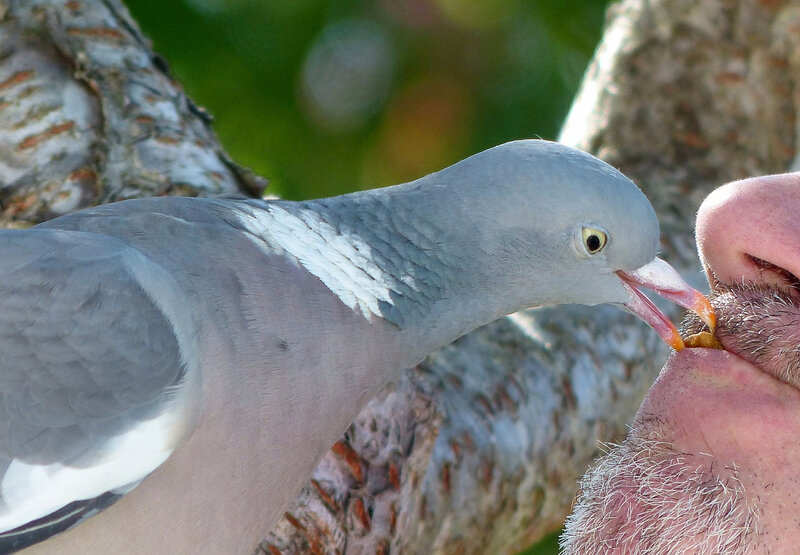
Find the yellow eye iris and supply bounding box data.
[582,227,607,254]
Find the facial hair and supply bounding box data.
[559,280,800,554]
[559,426,758,554]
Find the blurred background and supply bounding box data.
[126,0,610,200]
[124,0,611,552]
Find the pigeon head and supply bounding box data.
[426,140,714,350]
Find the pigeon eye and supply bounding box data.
[582,227,607,254]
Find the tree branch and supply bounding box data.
[0,0,263,226]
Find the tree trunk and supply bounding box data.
[0,0,796,554]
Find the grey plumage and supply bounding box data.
[0,231,183,461]
[0,140,710,553]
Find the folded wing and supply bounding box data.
[0,229,197,550]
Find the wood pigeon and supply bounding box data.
[0,140,712,553]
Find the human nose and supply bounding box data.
[695,173,800,291]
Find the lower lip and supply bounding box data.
[667,346,757,381]
[655,346,792,395]
[636,347,800,447]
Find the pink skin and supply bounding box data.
[637,174,800,549]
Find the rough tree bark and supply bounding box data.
[0,0,796,554]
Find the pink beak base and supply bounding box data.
[617,258,716,351]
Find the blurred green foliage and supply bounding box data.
[126,0,609,201]
[523,528,562,555]
[122,2,608,551]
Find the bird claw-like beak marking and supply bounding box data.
[617,257,716,351]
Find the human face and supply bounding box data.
[561,174,800,554]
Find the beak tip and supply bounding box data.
[668,331,685,351]
[695,295,716,333]
[706,309,717,332]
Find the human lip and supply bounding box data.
[680,284,800,392]
[645,285,800,466]
[647,284,800,444]
[638,344,800,472]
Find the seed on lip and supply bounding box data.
[684,331,724,350]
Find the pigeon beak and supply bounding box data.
[616,257,716,351]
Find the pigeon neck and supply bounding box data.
[253,182,525,363]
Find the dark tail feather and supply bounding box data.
[0,491,122,554]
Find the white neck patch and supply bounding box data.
[237,204,414,321]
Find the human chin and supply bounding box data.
[559,422,757,554]
[561,285,800,554]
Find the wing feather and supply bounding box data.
[0,228,196,536]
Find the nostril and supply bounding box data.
[746,254,800,293]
